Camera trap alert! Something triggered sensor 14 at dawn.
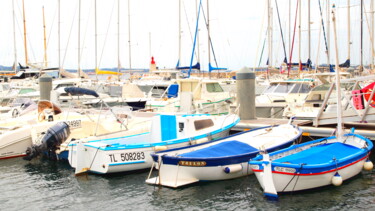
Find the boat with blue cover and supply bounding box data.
[249,130,373,199]
[68,113,239,175]
[146,121,302,188]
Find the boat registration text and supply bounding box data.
[109,152,145,163]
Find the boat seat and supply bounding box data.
[179,140,258,158]
[274,142,361,165]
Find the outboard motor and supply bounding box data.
[24,122,70,161]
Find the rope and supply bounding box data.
[274,0,288,64]
[287,0,299,77]
[281,163,305,192]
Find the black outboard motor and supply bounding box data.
[24,122,70,161]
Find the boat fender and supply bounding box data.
[331,172,343,186]
[196,137,209,144]
[223,164,243,174]
[154,146,168,152]
[363,159,374,171]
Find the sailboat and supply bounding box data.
[249,6,374,200]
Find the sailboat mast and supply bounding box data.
[58,0,61,78]
[207,0,211,79]
[267,0,272,78]
[361,0,363,72]
[117,0,120,79]
[308,0,311,71]
[128,0,132,71]
[12,0,17,72]
[178,0,181,65]
[95,0,98,80]
[78,0,81,78]
[327,0,330,67]
[298,0,301,78]
[348,0,351,63]
[332,5,343,141]
[196,0,200,72]
[22,0,28,66]
[43,6,48,67]
[371,0,374,69]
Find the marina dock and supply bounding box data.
[233,118,375,140]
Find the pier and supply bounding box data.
[233,118,375,140]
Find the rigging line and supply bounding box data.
[182,0,199,62]
[45,4,58,62]
[200,3,220,68]
[363,3,375,64]
[98,0,116,68]
[258,33,267,67]
[318,0,329,63]
[274,0,288,64]
[188,0,202,77]
[287,0,299,77]
[254,4,267,71]
[62,1,79,68]
[80,0,94,63]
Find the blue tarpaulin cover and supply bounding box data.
[180,141,258,158]
[274,142,360,165]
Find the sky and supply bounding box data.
[0,0,373,71]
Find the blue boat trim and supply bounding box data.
[79,118,240,151]
[154,125,302,166]
[249,133,373,175]
[108,160,145,166]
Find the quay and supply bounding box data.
[232,118,375,140]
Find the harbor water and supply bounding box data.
[1,141,374,210]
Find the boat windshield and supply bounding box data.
[290,83,311,93]
[206,83,224,93]
[273,83,295,94]
[263,84,278,94]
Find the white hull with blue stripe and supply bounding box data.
[145,123,302,188]
[249,132,373,199]
[68,114,239,174]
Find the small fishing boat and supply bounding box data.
[68,113,240,175]
[249,130,373,200]
[249,8,374,200]
[145,121,302,188]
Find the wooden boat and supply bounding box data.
[249,8,374,200]
[145,122,302,188]
[68,114,240,175]
[249,131,373,199]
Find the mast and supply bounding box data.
[43,6,48,67]
[361,0,363,72]
[371,0,374,69]
[78,0,81,78]
[117,0,121,79]
[298,0,301,77]
[267,0,272,78]
[178,0,181,66]
[95,0,98,80]
[22,0,28,66]
[196,0,200,73]
[128,0,132,71]
[327,0,330,66]
[12,0,17,72]
[308,0,311,71]
[58,0,61,78]
[348,0,351,63]
[207,0,211,79]
[332,4,343,141]
[289,0,291,62]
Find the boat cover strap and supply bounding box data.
[179,141,258,158]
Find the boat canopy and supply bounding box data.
[64,87,99,97]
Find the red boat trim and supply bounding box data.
[0,154,26,160]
